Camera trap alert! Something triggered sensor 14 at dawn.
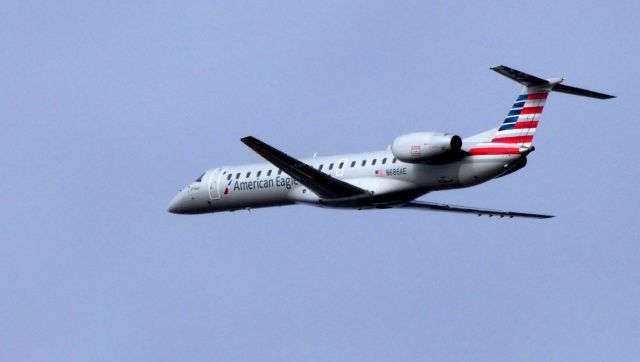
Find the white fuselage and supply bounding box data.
[167,65,612,217]
[168,148,522,214]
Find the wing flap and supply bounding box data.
[240,136,369,199]
[402,201,553,219]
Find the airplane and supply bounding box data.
[168,65,614,219]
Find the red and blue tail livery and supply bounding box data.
[492,91,548,146]
[469,65,613,156]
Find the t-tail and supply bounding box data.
[470,65,614,156]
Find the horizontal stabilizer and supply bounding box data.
[552,83,614,99]
[491,65,549,87]
[491,65,615,99]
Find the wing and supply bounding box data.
[241,136,369,199]
[401,201,553,219]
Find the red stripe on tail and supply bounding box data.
[469,147,520,155]
[527,93,548,100]
[491,135,534,144]
[514,121,539,129]
[519,106,544,115]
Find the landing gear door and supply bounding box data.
[208,168,223,200]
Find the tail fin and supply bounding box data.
[489,65,614,148]
[491,81,552,147]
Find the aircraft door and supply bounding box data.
[208,168,224,200]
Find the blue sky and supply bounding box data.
[1,1,638,361]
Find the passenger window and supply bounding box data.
[339,162,344,169]
[350,161,356,168]
[278,169,282,175]
[246,172,251,178]
[382,158,387,164]
[257,171,262,178]
[227,174,232,180]
[361,160,366,167]
[235,173,241,179]
[329,163,334,170]
[392,157,397,163]
[319,164,323,171]
[267,170,272,176]
[372,159,377,166]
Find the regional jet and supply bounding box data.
[168,65,613,218]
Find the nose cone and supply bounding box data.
[167,191,189,214]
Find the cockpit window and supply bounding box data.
[195,173,206,182]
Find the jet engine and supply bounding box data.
[391,132,462,163]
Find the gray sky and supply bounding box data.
[1,1,638,361]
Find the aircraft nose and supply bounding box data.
[167,191,188,214]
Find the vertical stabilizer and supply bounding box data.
[491,83,553,147]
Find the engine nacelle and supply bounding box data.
[391,132,462,163]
